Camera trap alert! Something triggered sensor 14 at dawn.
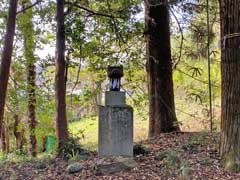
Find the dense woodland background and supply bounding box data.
[0,0,240,178]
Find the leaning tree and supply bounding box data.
[0,0,18,142]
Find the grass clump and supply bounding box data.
[154,151,168,161]
[178,161,194,180]
[155,150,194,179]
[181,140,199,153]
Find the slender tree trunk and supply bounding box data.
[1,120,7,152]
[11,67,25,153]
[19,0,37,157]
[13,114,24,152]
[27,64,37,156]
[2,127,10,153]
[145,0,157,137]
[55,0,69,152]
[1,113,9,153]
[145,1,156,136]
[145,0,179,137]
[219,0,240,172]
[5,118,9,153]
[0,0,18,139]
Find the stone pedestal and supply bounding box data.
[98,91,133,157]
[105,91,126,106]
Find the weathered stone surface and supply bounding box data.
[105,91,126,106]
[77,153,90,161]
[97,162,129,175]
[116,156,138,168]
[98,105,133,157]
[66,162,83,174]
[96,157,137,175]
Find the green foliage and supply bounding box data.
[171,0,221,130]
[154,151,168,161]
[164,150,181,169]
[155,150,181,168]
[181,140,199,153]
[181,132,209,154]
[61,136,87,160]
[69,116,97,150]
[64,0,145,120]
[36,97,55,152]
[155,150,194,179]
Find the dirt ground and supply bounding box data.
[0,132,239,180]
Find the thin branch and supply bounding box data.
[5,103,14,113]
[169,7,184,70]
[9,74,19,89]
[17,0,42,14]
[65,1,116,19]
[71,58,82,95]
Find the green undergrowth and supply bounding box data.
[0,151,54,166]
[155,150,194,179]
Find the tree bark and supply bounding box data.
[19,0,37,157]
[13,114,25,152]
[145,0,155,137]
[0,0,18,138]
[1,120,9,152]
[145,0,179,137]
[55,0,69,152]
[219,0,240,172]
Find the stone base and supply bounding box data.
[98,105,133,157]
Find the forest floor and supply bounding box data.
[1,132,240,180]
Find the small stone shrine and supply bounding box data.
[98,65,133,157]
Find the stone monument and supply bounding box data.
[98,65,133,157]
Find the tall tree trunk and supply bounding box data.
[145,13,156,137]
[19,0,37,157]
[55,0,69,152]
[145,0,179,137]
[219,0,240,172]
[0,0,18,139]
